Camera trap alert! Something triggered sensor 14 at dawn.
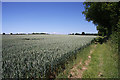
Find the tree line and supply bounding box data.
[2,32,49,35]
[82,2,120,53]
[82,2,120,38]
[68,32,98,35]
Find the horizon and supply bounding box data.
[2,2,98,34]
[1,31,98,35]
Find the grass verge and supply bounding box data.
[56,44,94,78]
[82,43,118,78]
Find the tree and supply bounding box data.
[97,25,107,36]
[82,2,120,38]
[82,32,85,35]
[3,33,5,35]
[75,33,80,35]
[10,33,13,35]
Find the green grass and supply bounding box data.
[56,44,94,78]
[82,43,118,78]
[56,42,119,78]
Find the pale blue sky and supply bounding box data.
[2,2,98,34]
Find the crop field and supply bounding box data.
[2,35,96,78]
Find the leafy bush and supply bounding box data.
[94,36,107,44]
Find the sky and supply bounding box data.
[2,2,98,34]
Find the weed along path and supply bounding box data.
[68,44,97,78]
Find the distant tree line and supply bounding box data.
[68,32,98,36]
[32,33,49,35]
[2,32,49,35]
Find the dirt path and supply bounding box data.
[68,44,97,78]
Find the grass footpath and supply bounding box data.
[56,43,119,78]
[82,43,118,78]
